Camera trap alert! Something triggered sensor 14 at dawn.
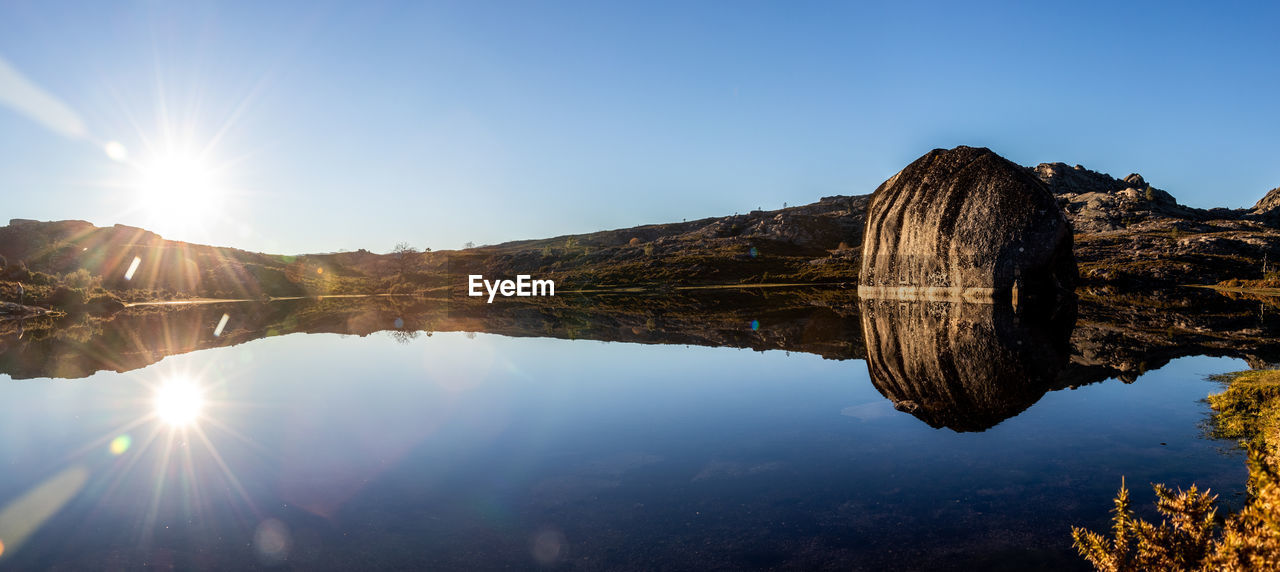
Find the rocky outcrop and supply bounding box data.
[1032,162,1212,233]
[1043,168,1280,287]
[1033,162,1134,196]
[860,146,1077,301]
[1250,186,1280,218]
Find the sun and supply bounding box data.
[135,153,223,226]
[154,377,205,427]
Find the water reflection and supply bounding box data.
[859,298,1075,432]
[0,290,867,380]
[6,287,1280,430]
[1,288,1277,568]
[153,377,205,426]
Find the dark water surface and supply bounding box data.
[0,291,1267,569]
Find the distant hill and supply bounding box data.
[0,219,378,301]
[1026,162,1280,286]
[431,194,868,289]
[0,195,869,306]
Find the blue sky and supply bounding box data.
[1,1,1278,254]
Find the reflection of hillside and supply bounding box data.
[0,289,865,380]
[10,287,1280,433]
[1066,288,1280,383]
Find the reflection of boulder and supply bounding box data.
[859,146,1077,302]
[860,298,1075,432]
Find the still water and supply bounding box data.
[0,314,1250,570]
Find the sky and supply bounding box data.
[1,1,1279,255]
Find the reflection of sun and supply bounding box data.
[36,366,267,554]
[136,153,223,227]
[153,377,205,427]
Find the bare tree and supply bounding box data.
[390,329,420,344]
[391,242,420,277]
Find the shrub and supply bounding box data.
[27,270,56,286]
[84,293,125,313]
[1074,370,1280,570]
[389,282,417,295]
[62,268,99,290]
[47,285,87,308]
[1072,479,1218,571]
[1,260,30,282]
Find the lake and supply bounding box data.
[0,289,1269,570]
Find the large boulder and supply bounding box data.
[859,146,1076,302]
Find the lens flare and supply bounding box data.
[253,519,292,564]
[109,434,132,455]
[124,256,142,281]
[154,378,204,427]
[0,466,88,561]
[213,313,230,337]
[104,141,128,161]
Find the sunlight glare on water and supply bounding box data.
[154,378,204,427]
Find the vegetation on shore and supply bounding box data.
[1213,272,1280,294]
[0,212,865,315]
[1,263,122,316]
[1072,369,1280,570]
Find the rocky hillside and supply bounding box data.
[451,152,1280,290]
[4,147,1280,303]
[1028,163,1280,286]
[435,194,869,289]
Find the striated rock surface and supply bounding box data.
[859,297,1075,432]
[860,146,1077,300]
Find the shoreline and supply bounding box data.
[1190,284,1280,296]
